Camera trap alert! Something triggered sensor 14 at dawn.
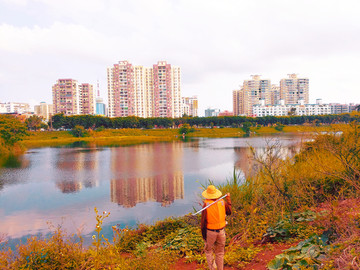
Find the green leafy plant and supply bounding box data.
[163,226,203,256]
[268,233,329,270]
[262,210,318,242]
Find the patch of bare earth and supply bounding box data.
[172,258,238,269]
[171,243,294,270]
[241,243,294,270]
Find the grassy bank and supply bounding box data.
[1,123,359,269]
[22,124,333,149]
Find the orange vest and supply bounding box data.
[205,199,226,230]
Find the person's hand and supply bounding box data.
[226,193,231,204]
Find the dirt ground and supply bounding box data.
[172,242,293,270]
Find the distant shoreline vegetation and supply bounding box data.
[1,112,360,150]
[49,112,360,131]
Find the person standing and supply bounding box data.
[201,185,232,270]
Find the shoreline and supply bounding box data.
[21,125,324,149]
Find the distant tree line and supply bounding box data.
[50,113,360,130]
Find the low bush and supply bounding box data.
[70,125,89,137]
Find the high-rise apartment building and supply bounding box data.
[107,61,182,118]
[79,83,95,115]
[52,79,95,115]
[233,75,271,116]
[153,61,182,118]
[133,66,154,118]
[182,96,198,117]
[243,75,271,116]
[107,61,134,118]
[233,89,244,116]
[280,74,309,104]
[34,102,54,121]
[52,79,80,115]
[270,84,281,105]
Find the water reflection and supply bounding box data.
[55,148,100,193]
[0,136,302,246]
[0,155,29,191]
[233,139,301,178]
[0,155,26,168]
[110,142,184,207]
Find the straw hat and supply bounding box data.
[202,185,222,199]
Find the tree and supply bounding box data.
[274,122,285,131]
[288,108,297,116]
[0,115,28,146]
[251,139,296,222]
[25,115,43,131]
[308,122,360,193]
[241,122,252,136]
[178,123,194,135]
[71,125,88,137]
[51,114,67,129]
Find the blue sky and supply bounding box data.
[1,0,360,116]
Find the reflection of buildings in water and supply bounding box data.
[110,142,184,207]
[55,148,100,193]
[56,181,82,193]
[234,144,300,179]
[233,147,254,179]
[110,171,184,207]
[187,139,200,152]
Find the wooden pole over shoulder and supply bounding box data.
[192,194,228,216]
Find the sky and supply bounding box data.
[0,0,360,116]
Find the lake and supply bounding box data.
[0,135,302,247]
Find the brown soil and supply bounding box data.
[241,243,294,270]
[171,242,294,270]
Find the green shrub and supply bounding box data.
[163,226,203,256]
[143,218,186,244]
[71,125,89,137]
[178,124,194,135]
[274,122,284,131]
[114,225,148,252]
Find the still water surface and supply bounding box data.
[0,136,301,246]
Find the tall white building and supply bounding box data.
[34,102,54,121]
[182,96,198,117]
[233,75,271,116]
[280,74,309,104]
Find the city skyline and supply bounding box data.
[1,1,360,116]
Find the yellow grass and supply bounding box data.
[22,124,345,148]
